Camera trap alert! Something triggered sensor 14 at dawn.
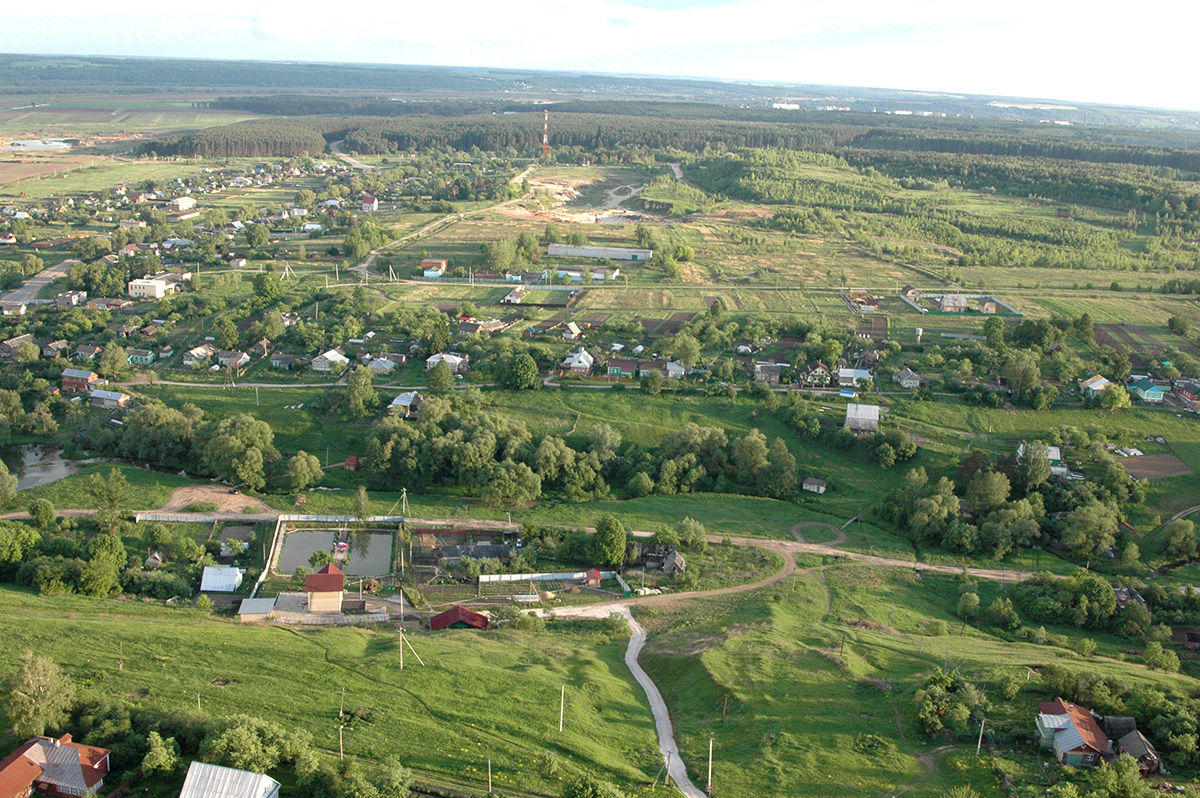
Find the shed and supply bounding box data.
[200,565,245,593]
[238,597,277,624]
[1117,730,1160,774]
[585,568,603,587]
[845,403,880,434]
[430,605,489,631]
[802,477,827,494]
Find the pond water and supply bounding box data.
[0,139,73,151]
[2,446,83,491]
[278,529,394,577]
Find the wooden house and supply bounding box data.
[305,563,345,613]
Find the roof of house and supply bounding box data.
[1081,374,1111,390]
[1038,697,1109,754]
[607,358,638,371]
[1118,730,1158,761]
[430,605,489,631]
[1131,378,1163,392]
[238,598,277,616]
[90,390,129,402]
[304,562,345,593]
[179,761,281,798]
[1103,716,1139,741]
[803,477,827,488]
[846,403,881,422]
[0,734,109,797]
[894,367,921,381]
[586,568,603,580]
[61,368,97,380]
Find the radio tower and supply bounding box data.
[542,110,549,158]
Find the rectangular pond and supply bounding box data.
[277,529,394,577]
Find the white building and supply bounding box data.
[561,349,594,375]
[312,348,350,372]
[167,196,196,212]
[426,352,468,374]
[547,244,652,261]
[838,368,873,388]
[1079,374,1112,399]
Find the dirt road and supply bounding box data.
[328,140,375,171]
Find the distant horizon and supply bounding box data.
[1,0,1195,113]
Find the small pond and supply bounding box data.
[278,529,393,577]
[2,445,83,491]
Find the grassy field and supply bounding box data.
[636,562,1200,798]
[0,586,663,795]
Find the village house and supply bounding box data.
[797,360,833,387]
[247,339,272,359]
[305,563,345,613]
[72,344,102,362]
[237,597,277,625]
[561,349,595,376]
[312,347,350,373]
[1079,374,1111,399]
[167,196,196,212]
[361,196,379,212]
[126,348,155,366]
[606,358,638,378]
[280,311,302,328]
[639,360,686,380]
[892,366,923,389]
[61,368,99,394]
[561,322,582,341]
[1036,697,1111,767]
[89,389,130,410]
[0,734,111,798]
[426,352,469,374]
[109,323,137,339]
[546,244,652,261]
[502,286,525,304]
[838,367,873,388]
[368,356,397,375]
[421,258,448,279]
[40,340,68,359]
[183,344,217,367]
[430,605,488,631]
[1016,442,1069,478]
[900,285,920,302]
[1174,379,1200,406]
[1129,378,1165,403]
[0,302,27,316]
[845,403,880,434]
[217,350,250,374]
[178,761,281,798]
[753,361,788,384]
[802,477,827,494]
[87,297,132,311]
[269,354,297,371]
[388,391,424,419]
[457,318,507,336]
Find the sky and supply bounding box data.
[4,0,1199,110]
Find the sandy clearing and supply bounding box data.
[156,485,278,515]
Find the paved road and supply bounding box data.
[3,258,75,304]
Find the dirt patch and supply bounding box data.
[843,617,895,633]
[1123,453,1192,480]
[124,689,149,700]
[210,678,235,687]
[157,485,278,515]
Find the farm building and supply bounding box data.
[238,597,277,624]
[61,368,99,394]
[0,734,110,798]
[802,477,827,494]
[179,761,281,798]
[89,390,130,410]
[845,404,880,434]
[426,352,469,374]
[546,244,652,261]
[305,563,345,613]
[1036,697,1111,767]
[430,605,488,631]
[980,299,998,314]
[200,565,245,593]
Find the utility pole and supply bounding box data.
[976,717,987,756]
[118,642,123,672]
[722,695,728,722]
[488,759,492,793]
[559,684,565,733]
[339,725,345,761]
[197,694,201,713]
[340,687,345,719]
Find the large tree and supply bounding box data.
[347,365,378,418]
[593,514,627,566]
[426,360,455,394]
[507,353,540,390]
[287,451,323,491]
[6,651,74,737]
[1062,501,1119,560]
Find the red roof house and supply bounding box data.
[305,562,346,593]
[1036,697,1111,767]
[585,568,603,586]
[430,605,488,631]
[0,734,110,798]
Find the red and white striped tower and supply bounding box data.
[542,110,549,158]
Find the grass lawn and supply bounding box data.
[0,586,663,796]
[14,463,197,510]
